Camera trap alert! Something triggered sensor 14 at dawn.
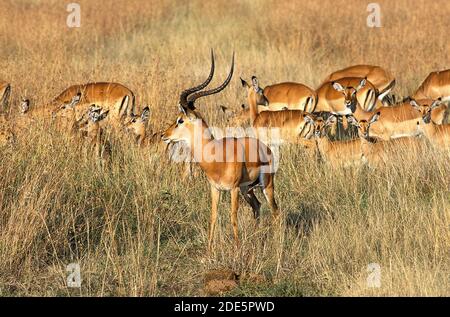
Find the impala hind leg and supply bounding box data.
[240,186,261,221]
[230,187,240,248]
[208,186,221,253]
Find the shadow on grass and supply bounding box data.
[285,203,327,235]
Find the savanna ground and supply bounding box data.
[0,0,449,296]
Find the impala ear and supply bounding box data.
[20,98,30,113]
[98,110,109,121]
[369,112,380,124]
[325,114,337,126]
[332,82,345,92]
[356,78,367,91]
[430,97,442,109]
[303,113,315,124]
[251,76,259,92]
[346,115,359,127]
[240,77,249,88]
[141,107,150,121]
[179,104,187,115]
[409,99,421,111]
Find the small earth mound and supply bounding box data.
[203,269,239,295]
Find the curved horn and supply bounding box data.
[179,49,215,107]
[187,52,234,105]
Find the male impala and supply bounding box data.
[161,53,279,251]
[0,81,11,109]
[240,76,317,112]
[315,77,395,114]
[322,65,395,102]
[303,114,363,167]
[332,78,447,140]
[412,69,450,101]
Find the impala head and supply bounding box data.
[347,112,380,139]
[124,106,150,141]
[332,78,367,110]
[78,105,109,138]
[162,51,234,144]
[303,113,337,138]
[410,98,442,124]
[20,97,30,114]
[240,76,269,108]
[220,104,249,125]
[53,92,82,119]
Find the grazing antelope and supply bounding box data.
[0,81,11,110]
[161,53,279,251]
[322,65,395,102]
[18,83,134,129]
[49,82,135,120]
[315,77,395,114]
[412,69,450,101]
[303,114,363,167]
[332,78,446,140]
[347,113,426,167]
[411,99,450,150]
[240,76,317,112]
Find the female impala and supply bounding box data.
[412,69,450,101]
[48,82,135,120]
[161,53,279,251]
[332,78,447,140]
[411,100,450,151]
[240,76,317,112]
[18,82,134,131]
[315,77,395,114]
[77,106,112,163]
[322,65,395,102]
[347,113,426,167]
[303,114,363,167]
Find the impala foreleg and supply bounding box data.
[208,186,221,253]
[230,187,240,248]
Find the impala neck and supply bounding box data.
[248,96,258,124]
[187,119,215,165]
[352,103,373,121]
[419,121,437,138]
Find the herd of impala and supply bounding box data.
[1,51,449,251]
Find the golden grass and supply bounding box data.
[0,0,449,296]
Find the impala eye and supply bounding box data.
[177,118,184,125]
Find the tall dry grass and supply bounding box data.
[0,0,449,296]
